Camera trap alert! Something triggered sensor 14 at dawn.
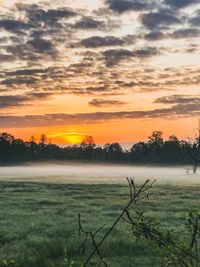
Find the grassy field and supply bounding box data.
[0,180,199,266]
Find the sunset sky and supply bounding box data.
[0,0,200,145]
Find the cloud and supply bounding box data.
[6,68,47,76]
[105,0,151,13]
[134,47,160,57]
[155,95,200,104]
[103,47,160,65]
[164,0,198,9]
[88,98,126,107]
[0,54,15,62]
[26,38,55,54]
[190,10,200,26]
[169,28,200,39]
[80,36,124,48]
[1,77,37,86]
[102,49,134,65]
[140,9,182,29]
[20,4,76,24]
[144,31,165,41]
[4,37,57,63]
[0,93,51,108]
[0,95,29,108]
[0,0,200,124]
[0,102,200,128]
[0,19,31,33]
[73,16,105,29]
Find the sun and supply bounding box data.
[47,132,86,145]
[64,133,85,145]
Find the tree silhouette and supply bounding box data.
[187,120,200,173]
[0,130,196,167]
[39,134,47,146]
[81,136,95,147]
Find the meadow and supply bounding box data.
[0,174,199,267]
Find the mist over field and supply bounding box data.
[0,163,199,185]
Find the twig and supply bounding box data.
[83,179,156,266]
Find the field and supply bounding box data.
[0,177,199,267]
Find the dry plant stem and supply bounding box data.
[83,179,156,267]
[78,214,107,266]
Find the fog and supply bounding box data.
[0,163,199,185]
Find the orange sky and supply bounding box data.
[0,0,200,145]
[4,117,197,146]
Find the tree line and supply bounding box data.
[0,131,199,168]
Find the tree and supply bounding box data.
[147,131,164,162]
[30,136,36,143]
[187,120,200,173]
[80,136,96,160]
[39,134,47,146]
[130,142,148,162]
[162,135,183,163]
[103,143,124,162]
[80,136,95,148]
[148,131,163,145]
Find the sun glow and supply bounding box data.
[64,133,85,145]
[47,132,85,145]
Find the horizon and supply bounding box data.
[1,130,194,150]
[0,0,200,143]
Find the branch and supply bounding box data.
[82,179,156,266]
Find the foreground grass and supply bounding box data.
[0,181,199,266]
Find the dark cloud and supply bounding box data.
[0,93,51,108]
[103,47,160,65]
[69,86,111,95]
[103,49,134,65]
[20,4,76,23]
[0,95,28,108]
[3,37,57,64]
[1,77,37,86]
[89,98,126,107]
[105,0,151,13]
[144,31,165,41]
[170,28,200,39]
[0,19,31,33]
[0,54,15,62]
[73,17,105,29]
[27,92,52,99]
[37,8,76,21]
[155,95,200,104]
[190,10,200,26]
[26,38,55,54]
[134,47,160,57]
[6,68,47,76]
[80,36,124,48]
[0,4,76,36]
[164,0,198,9]
[140,9,182,29]
[6,40,56,63]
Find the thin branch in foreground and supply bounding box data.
[82,178,156,267]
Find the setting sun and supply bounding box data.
[47,132,85,145]
[64,133,85,145]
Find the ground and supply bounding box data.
[0,181,199,266]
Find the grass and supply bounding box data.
[0,181,199,266]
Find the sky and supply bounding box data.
[0,0,200,145]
